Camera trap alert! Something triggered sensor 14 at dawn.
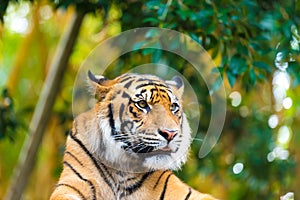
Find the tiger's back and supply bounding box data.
[50,72,218,200]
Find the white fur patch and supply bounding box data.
[87,121,102,154]
[64,194,81,200]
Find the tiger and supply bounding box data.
[50,71,218,200]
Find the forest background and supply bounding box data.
[0,0,300,199]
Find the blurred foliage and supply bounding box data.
[0,0,300,199]
[0,89,18,140]
[179,108,296,199]
[126,0,300,89]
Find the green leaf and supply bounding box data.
[145,0,161,9]
[257,71,267,81]
[151,49,162,63]
[237,42,248,56]
[204,34,218,50]
[188,33,202,45]
[253,61,271,72]
[229,55,247,75]
[143,17,160,24]
[227,71,237,87]
[142,48,155,56]
[196,8,214,18]
[157,5,167,18]
[211,46,219,58]
[175,10,192,20]
[249,68,257,86]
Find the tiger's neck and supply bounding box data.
[93,165,159,197]
[67,127,176,199]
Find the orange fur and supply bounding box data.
[50,73,218,200]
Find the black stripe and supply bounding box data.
[159,173,172,200]
[174,109,180,114]
[120,171,154,198]
[140,89,147,94]
[129,106,138,118]
[135,83,167,89]
[65,151,83,166]
[69,132,116,196]
[152,99,160,104]
[124,80,134,89]
[110,93,117,100]
[108,103,117,136]
[56,183,87,200]
[164,92,171,102]
[122,91,131,99]
[166,88,173,93]
[119,176,138,185]
[135,94,143,98]
[100,163,117,190]
[149,88,158,102]
[119,76,132,83]
[119,103,124,121]
[184,188,192,200]
[63,161,96,200]
[157,88,168,94]
[153,170,169,189]
[136,121,144,128]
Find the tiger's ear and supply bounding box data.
[166,76,184,98]
[88,70,115,101]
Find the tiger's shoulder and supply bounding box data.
[143,170,218,200]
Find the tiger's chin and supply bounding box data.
[142,151,188,171]
[138,143,189,171]
[100,142,189,172]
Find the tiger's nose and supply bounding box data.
[158,129,178,142]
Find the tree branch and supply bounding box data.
[4,9,85,200]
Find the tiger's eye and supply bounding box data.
[170,103,179,112]
[137,100,148,108]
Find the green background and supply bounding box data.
[0,0,299,199]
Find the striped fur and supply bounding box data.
[50,72,218,200]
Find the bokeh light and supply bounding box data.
[282,97,293,109]
[229,91,242,107]
[233,162,244,174]
[4,2,30,34]
[268,114,279,129]
[277,125,292,145]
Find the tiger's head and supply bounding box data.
[87,71,191,172]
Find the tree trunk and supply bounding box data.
[4,9,85,200]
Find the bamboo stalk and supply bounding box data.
[4,9,85,200]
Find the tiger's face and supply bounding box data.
[88,71,191,171]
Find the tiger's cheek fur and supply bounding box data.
[111,98,136,136]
